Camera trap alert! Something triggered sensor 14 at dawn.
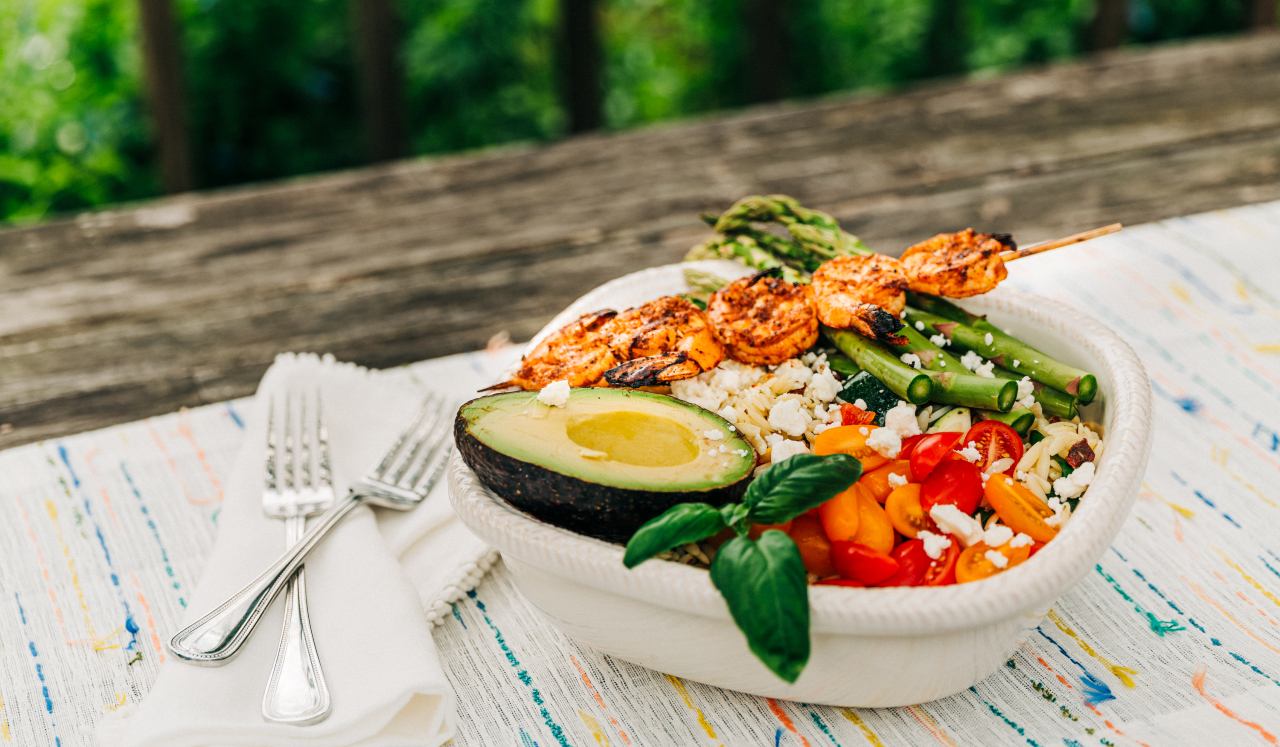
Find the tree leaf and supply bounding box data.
[709,532,810,683]
[623,503,726,568]
[743,453,863,525]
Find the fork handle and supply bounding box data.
[169,492,366,665]
[262,516,331,724]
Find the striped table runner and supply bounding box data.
[3,201,1280,745]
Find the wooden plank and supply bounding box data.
[349,0,406,160]
[0,34,1278,448]
[137,0,193,192]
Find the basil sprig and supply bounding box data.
[622,453,862,682]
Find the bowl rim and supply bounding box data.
[449,261,1153,636]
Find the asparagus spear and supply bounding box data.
[895,324,1017,411]
[988,365,1078,420]
[976,405,1035,435]
[903,307,1097,405]
[822,327,933,405]
[685,235,807,284]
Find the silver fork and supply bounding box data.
[261,393,333,724]
[169,394,454,666]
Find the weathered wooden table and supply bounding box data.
[2,33,1278,449]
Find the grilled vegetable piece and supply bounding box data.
[895,323,1016,411]
[988,365,1077,419]
[976,405,1035,436]
[686,234,807,284]
[507,309,621,389]
[456,388,755,543]
[903,307,1097,405]
[839,371,901,426]
[899,229,1012,298]
[604,352,700,386]
[823,327,934,405]
[707,271,820,365]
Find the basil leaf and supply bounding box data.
[623,503,726,568]
[1052,454,1074,477]
[721,503,751,536]
[743,453,863,525]
[709,532,810,683]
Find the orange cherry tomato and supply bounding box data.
[830,541,899,585]
[858,460,913,503]
[818,485,861,542]
[788,514,836,577]
[848,484,895,555]
[876,537,960,586]
[955,540,1032,584]
[884,483,937,539]
[983,473,1058,543]
[962,421,1024,476]
[813,425,890,472]
[908,432,963,482]
[748,521,793,540]
[921,459,984,514]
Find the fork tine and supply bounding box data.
[283,396,296,492]
[265,396,278,491]
[389,398,447,485]
[316,389,333,489]
[406,405,455,489]
[372,395,438,480]
[300,394,312,490]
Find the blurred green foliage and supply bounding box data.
[0,0,1261,223]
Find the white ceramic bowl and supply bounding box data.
[449,260,1152,707]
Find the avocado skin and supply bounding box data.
[455,412,749,544]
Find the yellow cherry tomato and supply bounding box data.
[818,485,861,543]
[848,484,895,555]
[858,460,913,503]
[983,474,1058,544]
[955,540,1032,584]
[813,425,890,472]
[884,483,936,539]
[788,514,836,577]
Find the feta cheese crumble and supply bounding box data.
[767,398,809,437]
[917,530,952,559]
[983,524,1013,548]
[929,504,985,547]
[866,427,902,458]
[900,353,923,370]
[915,321,925,330]
[960,350,985,372]
[854,398,868,410]
[1016,376,1034,400]
[704,429,724,441]
[956,441,981,463]
[973,360,995,378]
[984,332,994,346]
[929,333,950,347]
[536,380,571,407]
[984,550,1009,569]
[885,401,922,438]
[1051,461,1095,499]
[887,472,908,489]
[1009,533,1034,548]
[768,436,810,463]
[806,369,841,403]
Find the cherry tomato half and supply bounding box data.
[818,486,861,542]
[847,484,895,555]
[884,483,936,539]
[830,541,899,585]
[962,421,1024,476]
[983,473,1058,543]
[909,432,963,482]
[898,434,926,460]
[859,460,913,503]
[876,537,960,587]
[955,540,1032,584]
[814,425,890,472]
[920,459,984,514]
[788,514,836,577]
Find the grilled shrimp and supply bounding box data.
[809,255,910,345]
[707,271,819,365]
[506,309,619,389]
[602,296,724,387]
[900,228,1012,298]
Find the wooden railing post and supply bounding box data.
[1089,0,1127,50]
[747,0,787,102]
[1251,0,1277,28]
[349,0,406,162]
[560,0,602,132]
[137,0,192,193]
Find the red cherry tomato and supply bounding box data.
[898,434,926,461]
[876,538,960,587]
[961,421,1024,476]
[920,459,984,514]
[909,432,963,482]
[814,578,865,587]
[830,541,899,585]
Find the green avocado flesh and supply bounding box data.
[456,388,756,543]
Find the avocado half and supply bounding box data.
[455,388,757,543]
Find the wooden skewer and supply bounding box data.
[1000,223,1123,262]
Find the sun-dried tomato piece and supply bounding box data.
[1065,439,1095,469]
[841,403,877,426]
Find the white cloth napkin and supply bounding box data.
[98,352,496,747]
